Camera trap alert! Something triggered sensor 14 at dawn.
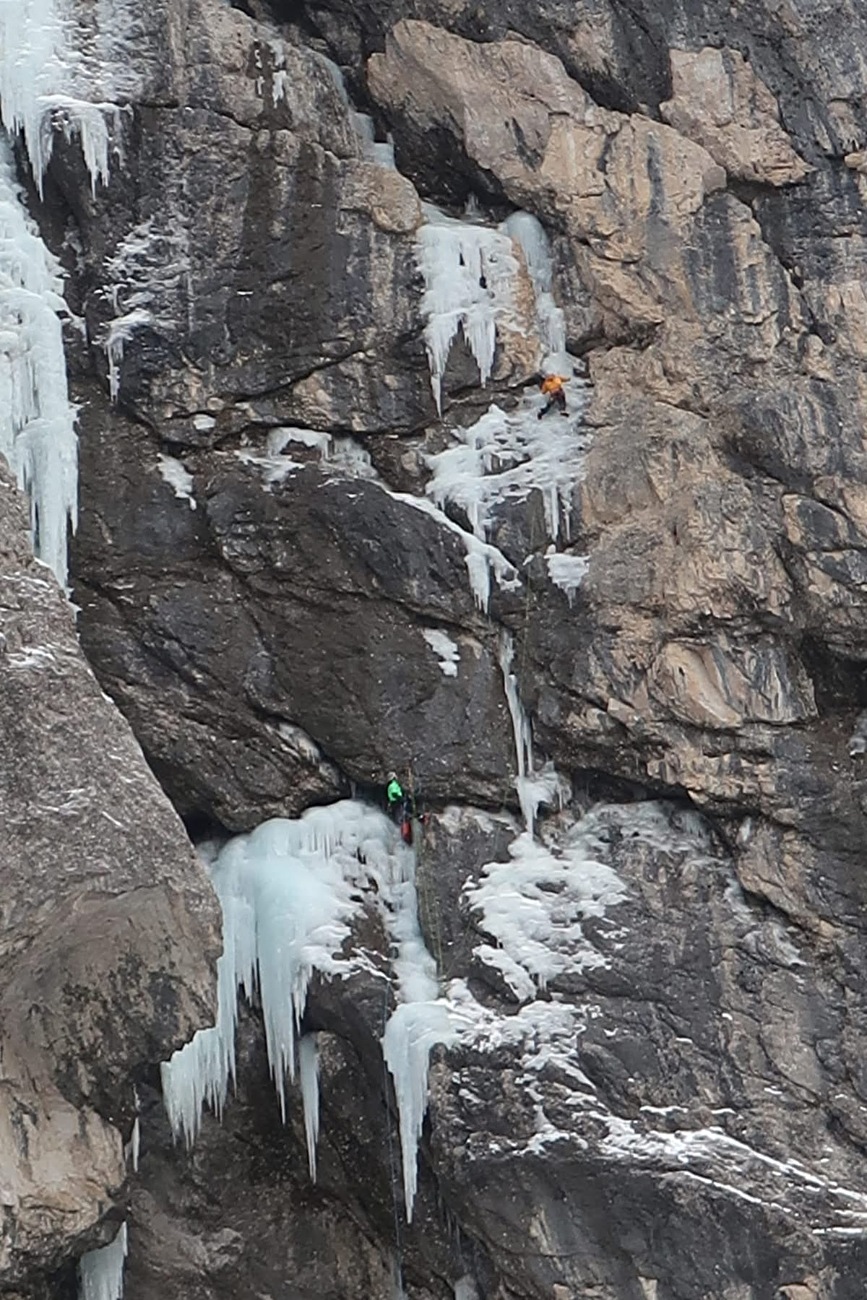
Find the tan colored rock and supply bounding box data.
[660,47,810,186]
[369,20,726,265]
[778,1282,820,1300]
[647,639,815,730]
[340,159,423,233]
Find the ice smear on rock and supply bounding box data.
[546,551,589,605]
[465,825,627,1001]
[501,210,568,371]
[391,489,520,613]
[78,1222,128,1300]
[0,133,77,588]
[422,627,460,677]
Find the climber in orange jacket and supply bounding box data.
[537,373,568,419]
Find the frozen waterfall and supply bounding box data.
[0,0,130,589]
[0,133,77,588]
[161,800,458,1222]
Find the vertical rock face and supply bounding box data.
[0,464,219,1291]
[7,0,867,1294]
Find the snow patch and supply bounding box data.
[156,454,195,507]
[422,628,460,677]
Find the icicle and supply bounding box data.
[299,1032,320,1180]
[0,132,77,589]
[380,839,458,1223]
[0,0,121,195]
[123,1116,140,1173]
[382,1001,458,1222]
[497,632,537,833]
[417,204,520,413]
[78,1222,128,1300]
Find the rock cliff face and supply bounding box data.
[7,0,867,1294]
[0,463,219,1296]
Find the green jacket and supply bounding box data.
[387,778,404,804]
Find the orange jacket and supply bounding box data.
[540,375,567,395]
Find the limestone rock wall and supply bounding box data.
[0,463,219,1294]
[8,0,867,1294]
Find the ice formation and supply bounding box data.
[422,207,588,543]
[501,210,569,371]
[392,489,519,613]
[156,454,196,507]
[299,1033,320,1179]
[417,203,520,413]
[314,51,396,166]
[425,389,589,544]
[161,803,385,1148]
[0,133,77,588]
[0,0,122,195]
[161,800,458,1221]
[545,551,589,605]
[465,826,627,1001]
[103,219,189,405]
[78,1222,128,1300]
[498,632,548,834]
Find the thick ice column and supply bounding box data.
[0,133,77,588]
[382,1000,457,1221]
[381,840,458,1223]
[78,1222,128,1300]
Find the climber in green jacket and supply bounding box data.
[386,772,404,811]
